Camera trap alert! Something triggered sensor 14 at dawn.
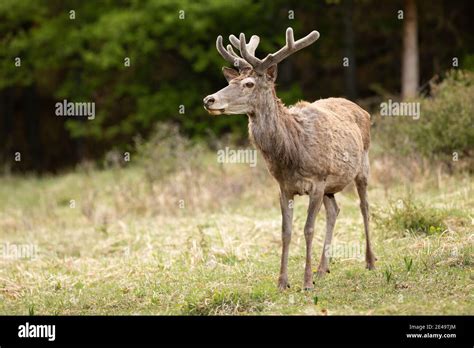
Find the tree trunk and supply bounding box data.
[401,0,419,99]
[343,0,357,100]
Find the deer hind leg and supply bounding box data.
[303,186,325,290]
[316,194,339,277]
[278,189,294,290]
[355,174,377,270]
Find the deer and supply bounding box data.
[203,27,376,290]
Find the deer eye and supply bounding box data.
[244,82,254,88]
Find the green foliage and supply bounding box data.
[462,54,474,71]
[373,197,449,236]
[383,267,393,284]
[183,290,266,315]
[376,70,474,167]
[28,304,35,316]
[403,256,413,272]
[277,83,305,105]
[412,71,474,160]
[1,0,474,172]
[0,0,284,143]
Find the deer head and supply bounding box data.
[203,27,320,115]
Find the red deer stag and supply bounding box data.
[203,27,376,290]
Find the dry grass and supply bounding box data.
[0,149,472,315]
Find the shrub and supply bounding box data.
[414,71,474,162]
[373,198,448,236]
[134,123,205,183]
[374,70,474,171]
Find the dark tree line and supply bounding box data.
[0,0,473,172]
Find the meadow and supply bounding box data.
[0,0,472,318]
[0,143,472,315]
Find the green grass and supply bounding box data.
[0,157,472,315]
[372,197,463,235]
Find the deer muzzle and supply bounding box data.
[203,95,225,115]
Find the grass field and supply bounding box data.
[0,152,472,315]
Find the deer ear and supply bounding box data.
[222,67,239,82]
[265,65,278,82]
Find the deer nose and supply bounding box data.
[203,96,215,107]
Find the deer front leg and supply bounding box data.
[303,187,324,290]
[278,189,294,290]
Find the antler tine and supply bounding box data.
[286,27,295,48]
[226,44,240,59]
[257,27,320,73]
[216,35,251,70]
[229,35,240,50]
[247,35,260,55]
[230,34,260,56]
[216,36,235,64]
[217,28,318,73]
[239,33,262,67]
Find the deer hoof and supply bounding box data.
[316,268,330,277]
[366,263,376,270]
[278,280,290,291]
[366,252,377,269]
[366,255,377,270]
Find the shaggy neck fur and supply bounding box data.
[248,86,308,175]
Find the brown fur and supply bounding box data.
[248,88,370,196]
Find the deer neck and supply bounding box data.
[248,88,302,169]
